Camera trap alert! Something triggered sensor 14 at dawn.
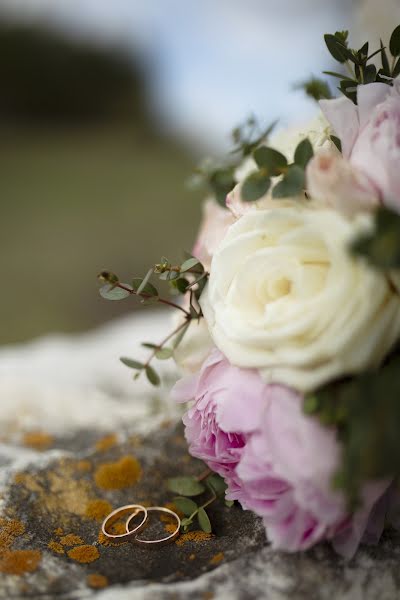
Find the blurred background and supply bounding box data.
[0,0,394,345]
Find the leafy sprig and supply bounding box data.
[323,26,400,103]
[240,137,314,202]
[98,256,207,386]
[167,470,234,533]
[189,116,277,207]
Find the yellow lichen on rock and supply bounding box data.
[0,549,42,575]
[22,431,54,451]
[48,541,65,555]
[85,499,112,521]
[67,545,99,564]
[95,434,118,452]
[175,531,212,546]
[87,573,109,589]
[94,455,142,490]
[59,533,84,546]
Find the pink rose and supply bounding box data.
[306,149,378,216]
[192,199,235,270]
[320,80,400,211]
[172,351,390,556]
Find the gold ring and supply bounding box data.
[126,506,181,547]
[102,504,148,542]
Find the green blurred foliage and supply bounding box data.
[0,23,202,344]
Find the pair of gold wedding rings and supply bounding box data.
[101,504,181,547]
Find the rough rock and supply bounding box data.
[0,313,400,599]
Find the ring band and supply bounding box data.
[102,504,148,542]
[126,506,181,547]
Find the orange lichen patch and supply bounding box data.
[0,549,41,575]
[0,518,25,551]
[95,434,118,452]
[67,545,99,564]
[164,524,177,534]
[209,552,224,565]
[59,533,84,546]
[75,460,92,473]
[189,553,196,561]
[175,531,212,546]
[22,431,54,451]
[163,502,184,520]
[54,528,64,536]
[85,499,112,521]
[87,573,109,589]
[48,541,64,555]
[203,593,214,600]
[94,456,142,490]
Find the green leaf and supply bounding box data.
[155,347,173,360]
[303,395,319,415]
[225,499,234,508]
[136,268,154,296]
[323,71,356,83]
[209,167,236,207]
[173,321,190,349]
[351,207,400,270]
[324,33,349,63]
[363,63,377,84]
[393,57,400,78]
[181,257,200,272]
[197,507,212,533]
[380,39,391,76]
[132,278,158,297]
[99,284,131,301]
[167,476,206,497]
[272,165,305,199]
[294,138,314,169]
[180,517,193,529]
[145,365,160,386]
[141,342,158,350]
[241,171,271,202]
[206,473,227,496]
[253,146,288,175]
[175,278,189,294]
[294,76,331,101]
[173,497,198,516]
[330,135,342,153]
[390,24,400,56]
[98,270,119,285]
[120,357,144,370]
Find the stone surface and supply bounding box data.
[1,313,400,599]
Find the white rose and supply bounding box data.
[200,203,400,392]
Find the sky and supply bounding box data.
[0,0,352,150]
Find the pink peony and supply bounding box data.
[192,199,235,270]
[320,80,400,211]
[171,350,267,482]
[172,350,390,557]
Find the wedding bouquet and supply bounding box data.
[99,26,400,558]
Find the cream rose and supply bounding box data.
[200,203,400,392]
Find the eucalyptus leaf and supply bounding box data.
[253,146,287,175]
[99,284,131,301]
[120,357,144,370]
[173,497,198,516]
[136,268,154,295]
[206,473,227,496]
[155,347,173,360]
[197,507,212,533]
[167,476,206,497]
[324,34,348,63]
[181,257,200,272]
[380,39,391,76]
[145,365,160,386]
[294,138,314,169]
[173,322,190,349]
[272,165,305,199]
[132,278,158,297]
[241,171,271,202]
[390,24,400,57]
